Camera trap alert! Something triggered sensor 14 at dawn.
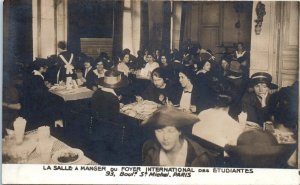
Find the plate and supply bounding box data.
[52,148,84,164]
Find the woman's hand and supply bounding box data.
[259,93,268,107]
[190,105,197,113]
[136,96,143,103]
[92,86,98,91]
[45,81,52,89]
[238,111,247,125]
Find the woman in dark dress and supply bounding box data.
[178,67,214,113]
[137,67,180,105]
[142,107,214,167]
[22,59,64,130]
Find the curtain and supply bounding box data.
[140,0,149,51]
[112,0,124,58]
[179,1,188,51]
[161,1,171,54]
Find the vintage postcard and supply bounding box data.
[2,0,299,184]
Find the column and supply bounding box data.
[171,1,182,50]
[32,0,68,59]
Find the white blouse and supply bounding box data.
[180,91,192,111]
[235,51,246,58]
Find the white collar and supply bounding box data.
[93,69,106,78]
[32,70,44,80]
[227,75,242,79]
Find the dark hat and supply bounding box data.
[250,72,278,89]
[142,106,200,130]
[228,60,243,74]
[224,130,294,168]
[98,70,129,89]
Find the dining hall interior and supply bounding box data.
[2,0,299,168]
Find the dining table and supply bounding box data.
[2,129,97,165]
[49,85,94,101]
[120,100,160,121]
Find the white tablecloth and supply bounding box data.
[2,130,97,165]
[50,87,94,101]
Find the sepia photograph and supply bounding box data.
[2,0,299,184]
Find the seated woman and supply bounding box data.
[22,59,64,130]
[93,60,107,78]
[141,54,160,77]
[135,50,147,69]
[89,70,130,164]
[241,72,278,127]
[136,67,180,105]
[142,107,214,167]
[224,130,290,168]
[178,68,214,113]
[195,60,214,91]
[192,80,244,147]
[91,70,129,122]
[219,56,232,77]
[83,58,95,88]
[117,53,130,76]
[75,69,85,86]
[269,81,298,133]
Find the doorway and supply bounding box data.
[183,1,253,61]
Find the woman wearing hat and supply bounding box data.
[89,70,130,164]
[241,72,278,127]
[224,130,291,168]
[142,107,214,167]
[91,70,129,121]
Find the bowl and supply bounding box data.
[52,148,83,164]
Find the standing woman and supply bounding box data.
[56,41,76,83]
[142,107,214,167]
[233,42,250,78]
